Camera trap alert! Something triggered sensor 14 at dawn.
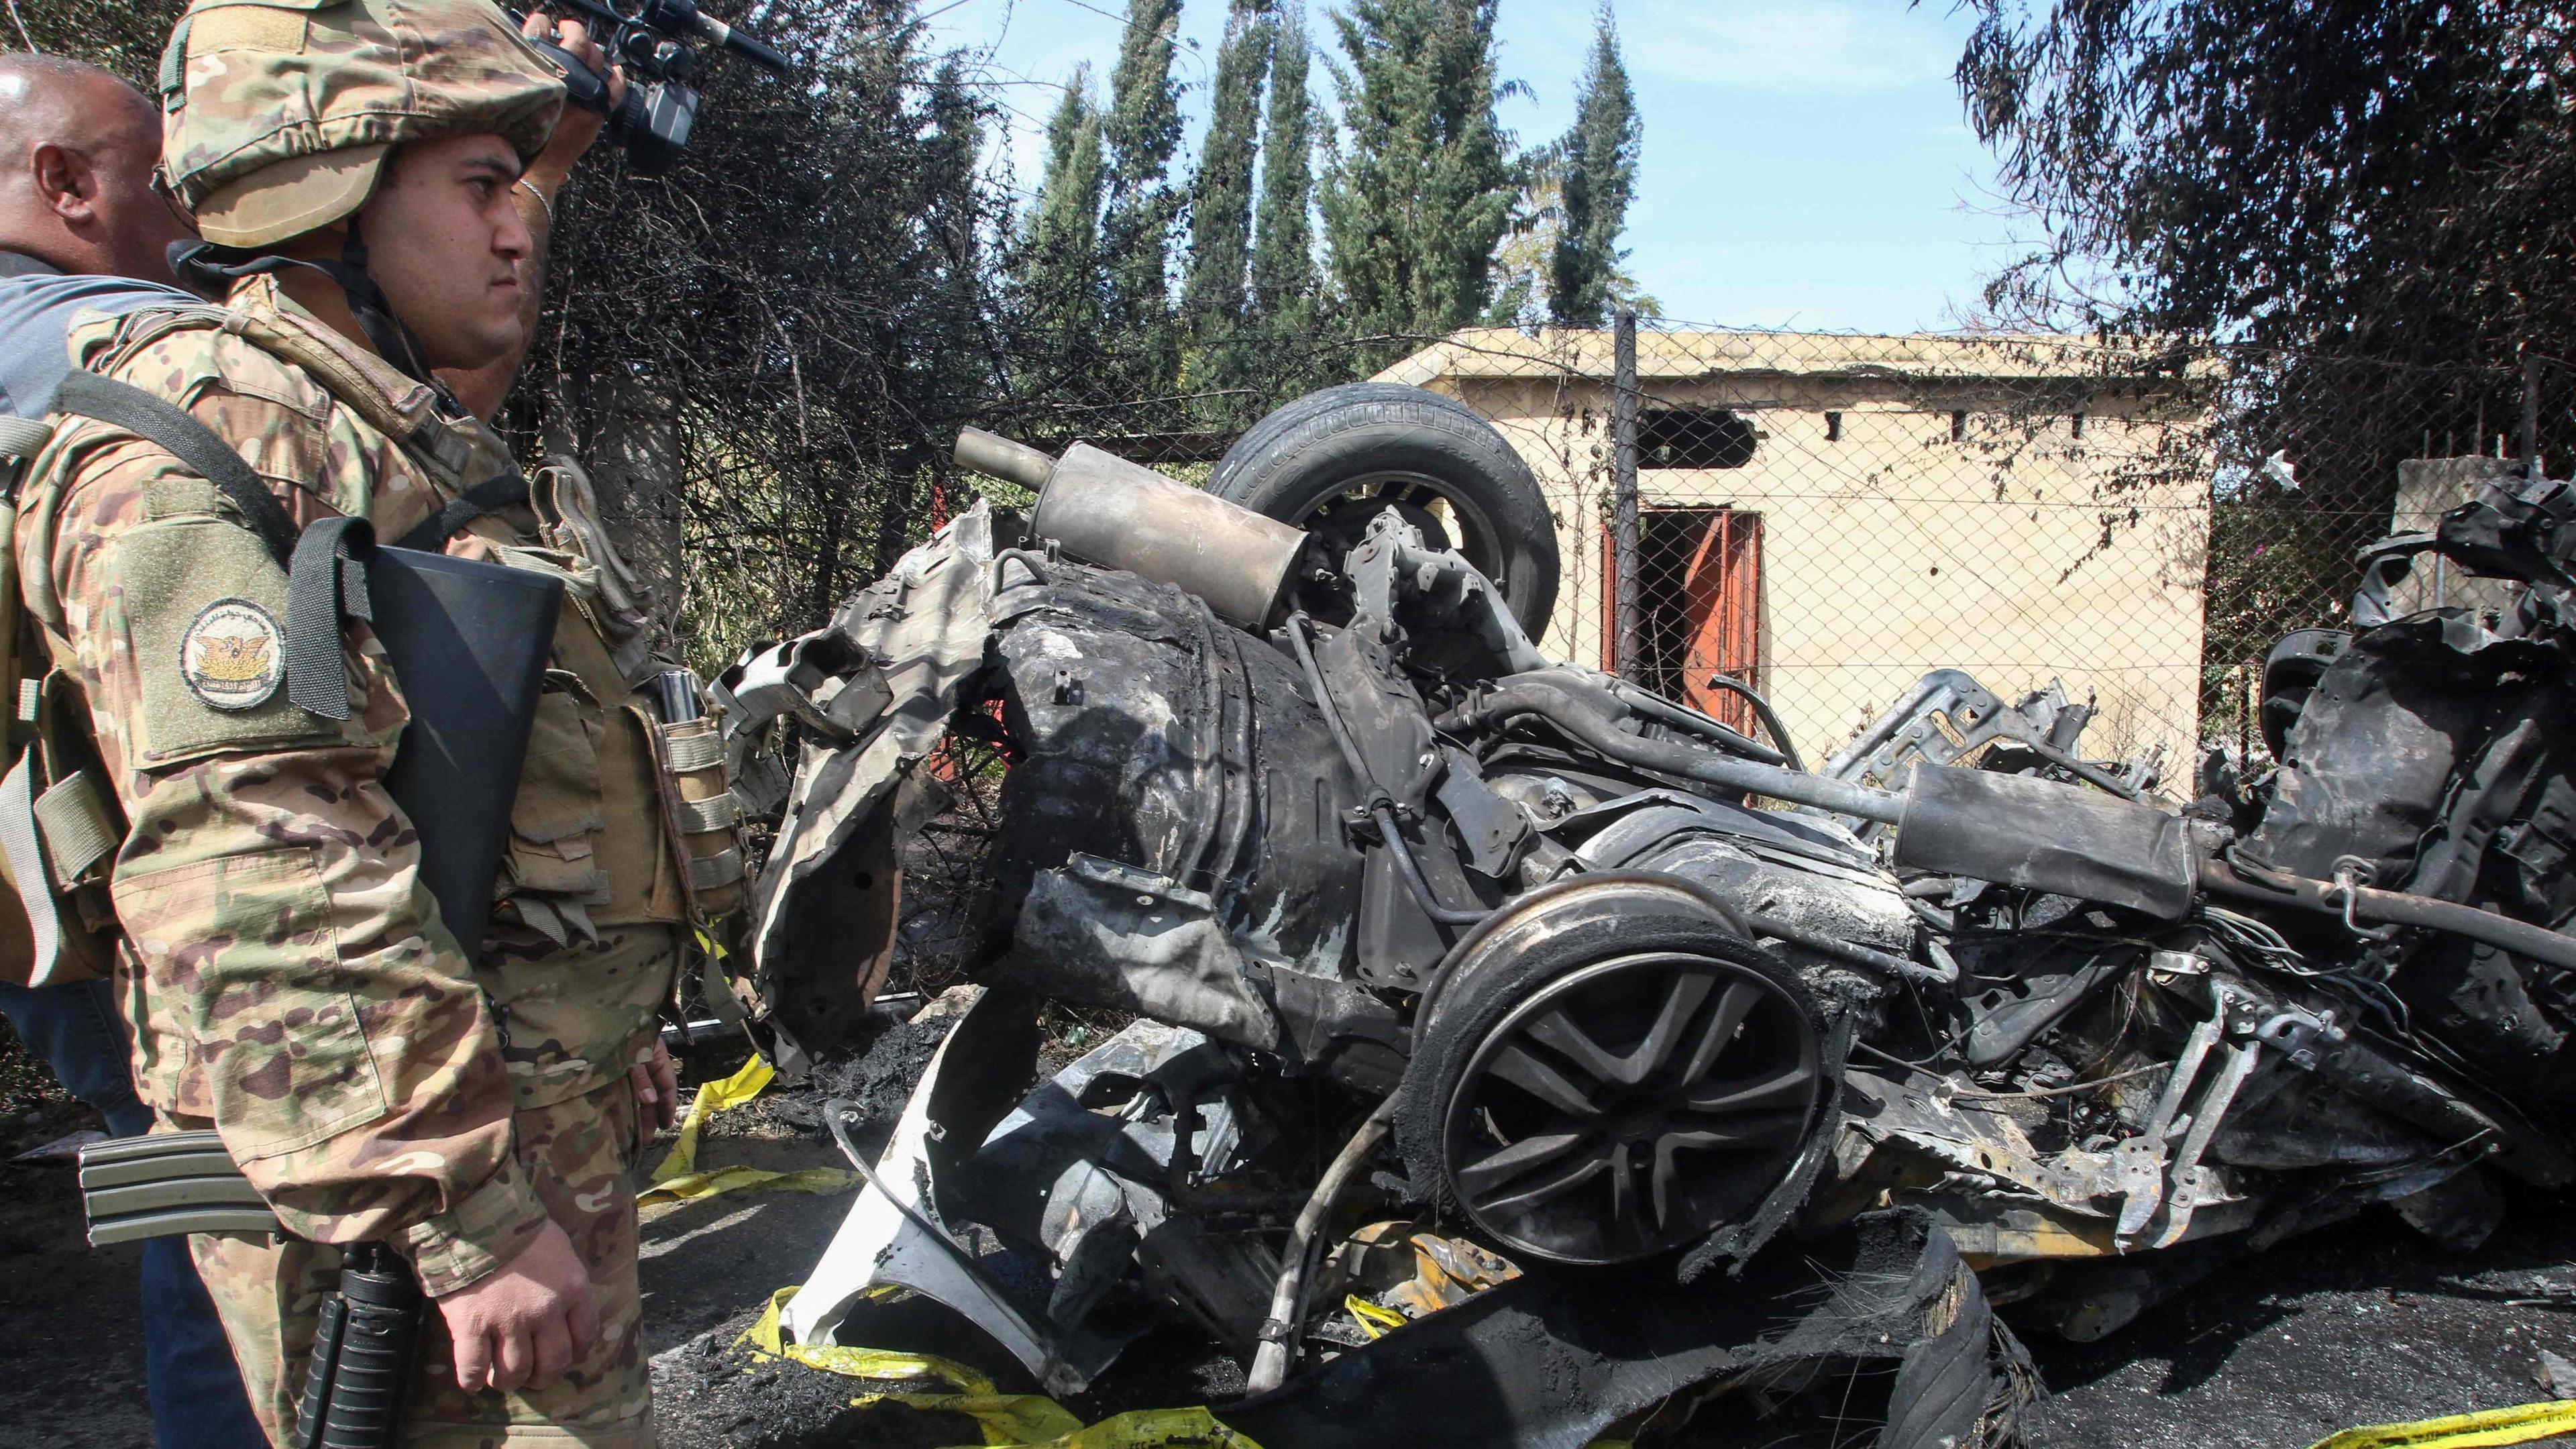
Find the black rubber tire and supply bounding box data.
[1209,383,1560,634]
[1393,874,1829,1266]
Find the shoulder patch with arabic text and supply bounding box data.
[179,598,286,711]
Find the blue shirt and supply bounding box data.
[0,250,196,420]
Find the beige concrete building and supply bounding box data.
[1375,329,2218,771]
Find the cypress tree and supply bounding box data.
[1024,67,1107,342]
[1485,158,1559,327]
[1184,0,1277,333]
[1100,0,1186,380]
[1319,0,1519,343]
[1250,1,1318,317]
[923,57,987,298]
[1548,6,1640,327]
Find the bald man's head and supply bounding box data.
[0,53,193,280]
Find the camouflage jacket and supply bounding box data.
[17,274,684,1293]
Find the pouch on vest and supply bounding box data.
[0,672,125,989]
[644,671,747,920]
[0,417,123,989]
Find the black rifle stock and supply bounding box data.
[295,1242,425,1449]
[81,1133,425,1449]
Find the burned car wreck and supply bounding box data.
[706,388,2576,1447]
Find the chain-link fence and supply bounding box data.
[1389,321,2500,792]
[684,314,2557,1000]
[677,312,2557,805]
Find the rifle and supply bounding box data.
[80,1133,421,1449]
[515,0,795,176]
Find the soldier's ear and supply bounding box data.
[32,141,103,222]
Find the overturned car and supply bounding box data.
[708,387,2576,1446]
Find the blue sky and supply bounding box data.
[917,0,2015,332]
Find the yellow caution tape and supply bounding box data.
[1343,1294,1406,1341]
[2306,1399,2576,1449]
[641,1164,860,1203]
[739,1287,1267,1448]
[973,1406,1262,1448]
[850,1391,1086,1445]
[653,1053,773,1183]
[740,1286,1002,1391]
[639,1055,858,1206]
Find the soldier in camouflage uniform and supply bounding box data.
[15,1,749,1442]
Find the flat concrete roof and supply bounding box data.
[1372,327,2220,390]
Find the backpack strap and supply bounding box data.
[80,301,529,553]
[50,372,298,570]
[285,515,375,721]
[394,469,528,552]
[227,312,529,551]
[45,372,366,719]
[0,415,50,500]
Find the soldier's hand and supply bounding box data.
[435,1221,600,1394]
[632,1036,679,1132]
[521,8,626,182]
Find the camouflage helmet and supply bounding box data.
[158,0,567,248]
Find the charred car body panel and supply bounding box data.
[718,413,2576,1440]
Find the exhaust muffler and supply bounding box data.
[955,427,1307,629]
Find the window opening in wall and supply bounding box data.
[1600,506,1764,731]
[1951,410,1968,442]
[1638,407,1759,469]
[1825,411,1843,442]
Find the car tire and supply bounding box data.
[1209,383,1561,635]
[1393,873,1831,1265]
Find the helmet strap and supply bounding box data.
[168,239,463,415]
[328,233,442,390]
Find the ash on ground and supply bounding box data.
[769,1001,968,1160]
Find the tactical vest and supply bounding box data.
[0,295,745,990]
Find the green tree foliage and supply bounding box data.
[1319,0,1520,346]
[1250,1,1319,319]
[29,0,1016,666]
[1548,5,1639,327]
[1481,162,1553,327]
[535,0,1016,639]
[1020,66,1108,347]
[1957,0,2576,708]
[1182,0,1275,334]
[1099,0,1186,386]
[1958,0,2574,364]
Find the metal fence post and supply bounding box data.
[2523,345,2542,481]
[1613,307,1642,683]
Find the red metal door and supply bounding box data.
[1675,511,1763,732]
[1599,509,1764,731]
